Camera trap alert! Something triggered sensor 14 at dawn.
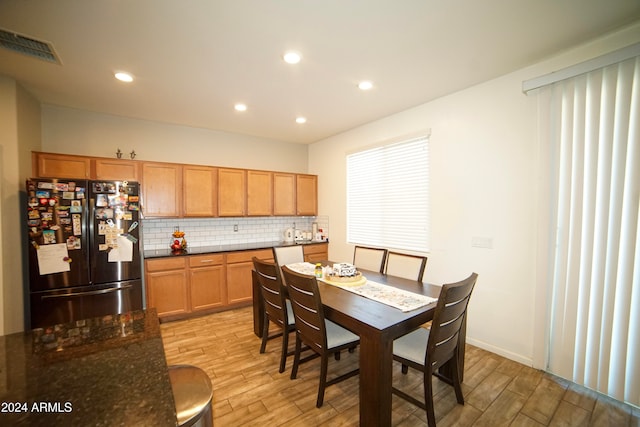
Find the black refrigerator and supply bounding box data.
[26,178,143,328]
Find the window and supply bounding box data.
[346,135,430,252]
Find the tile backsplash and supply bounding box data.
[141,216,329,250]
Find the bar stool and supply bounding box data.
[168,364,213,427]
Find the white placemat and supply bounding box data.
[285,262,437,312]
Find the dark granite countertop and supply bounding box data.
[143,239,328,259]
[0,309,177,427]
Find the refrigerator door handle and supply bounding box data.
[40,284,133,299]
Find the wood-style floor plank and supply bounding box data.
[160,306,640,426]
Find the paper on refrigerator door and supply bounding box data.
[108,235,133,262]
[37,243,71,275]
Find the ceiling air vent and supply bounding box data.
[0,28,61,64]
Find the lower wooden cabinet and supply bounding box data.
[146,257,189,318]
[303,243,328,263]
[145,248,275,320]
[189,254,225,311]
[226,249,273,305]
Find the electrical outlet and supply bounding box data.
[233,224,238,232]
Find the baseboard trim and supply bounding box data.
[466,337,534,367]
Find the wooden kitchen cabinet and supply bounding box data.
[32,151,318,218]
[32,152,91,179]
[183,166,217,217]
[226,249,273,305]
[303,243,328,263]
[142,162,182,217]
[145,257,189,318]
[218,168,246,216]
[146,248,276,320]
[273,172,296,216]
[189,254,225,311]
[93,158,140,181]
[296,174,318,215]
[247,170,273,216]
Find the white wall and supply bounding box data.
[309,22,640,366]
[0,77,41,334]
[41,106,308,172]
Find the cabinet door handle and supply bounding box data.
[41,284,132,299]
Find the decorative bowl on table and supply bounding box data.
[324,263,367,286]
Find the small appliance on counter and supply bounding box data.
[284,227,294,243]
[26,178,144,328]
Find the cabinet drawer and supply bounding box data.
[303,243,328,255]
[226,249,273,264]
[189,254,224,268]
[146,257,186,272]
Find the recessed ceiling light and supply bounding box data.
[114,72,134,83]
[358,80,373,90]
[283,51,302,64]
[234,103,247,112]
[295,117,307,124]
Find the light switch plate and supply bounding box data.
[471,236,493,249]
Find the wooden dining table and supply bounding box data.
[252,264,461,427]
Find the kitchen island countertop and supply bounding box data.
[0,308,177,427]
[143,240,328,259]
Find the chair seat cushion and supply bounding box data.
[325,320,359,349]
[393,327,430,365]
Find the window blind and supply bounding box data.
[346,136,430,252]
[544,56,639,407]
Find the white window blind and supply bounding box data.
[544,55,639,407]
[346,135,430,252]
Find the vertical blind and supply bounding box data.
[346,135,430,252]
[545,56,639,406]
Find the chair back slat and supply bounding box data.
[353,246,388,273]
[253,257,288,328]
[427,273,478,371]
[282,266,327,353]
[384,252,428,281]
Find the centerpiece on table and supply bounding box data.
[324,263,366,286]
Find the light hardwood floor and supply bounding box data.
[160,306,639,426]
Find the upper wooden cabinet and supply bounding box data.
[247,170,273,216]
[273,173,296,216]
[218,168,246,217]
[93,158,140,181]
[32,152,91,179]
[32,152,318,218]
[183,166,217,217]
[296,174,318,216]
[142,162,182,217]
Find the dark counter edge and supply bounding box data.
[143,240,329,259]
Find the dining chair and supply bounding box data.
[281,265,361,408]
[384,251,428,282]
[273,245,305,284]
[392,272,478,427]
[353,245,387,273]
[252,257,295,373]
